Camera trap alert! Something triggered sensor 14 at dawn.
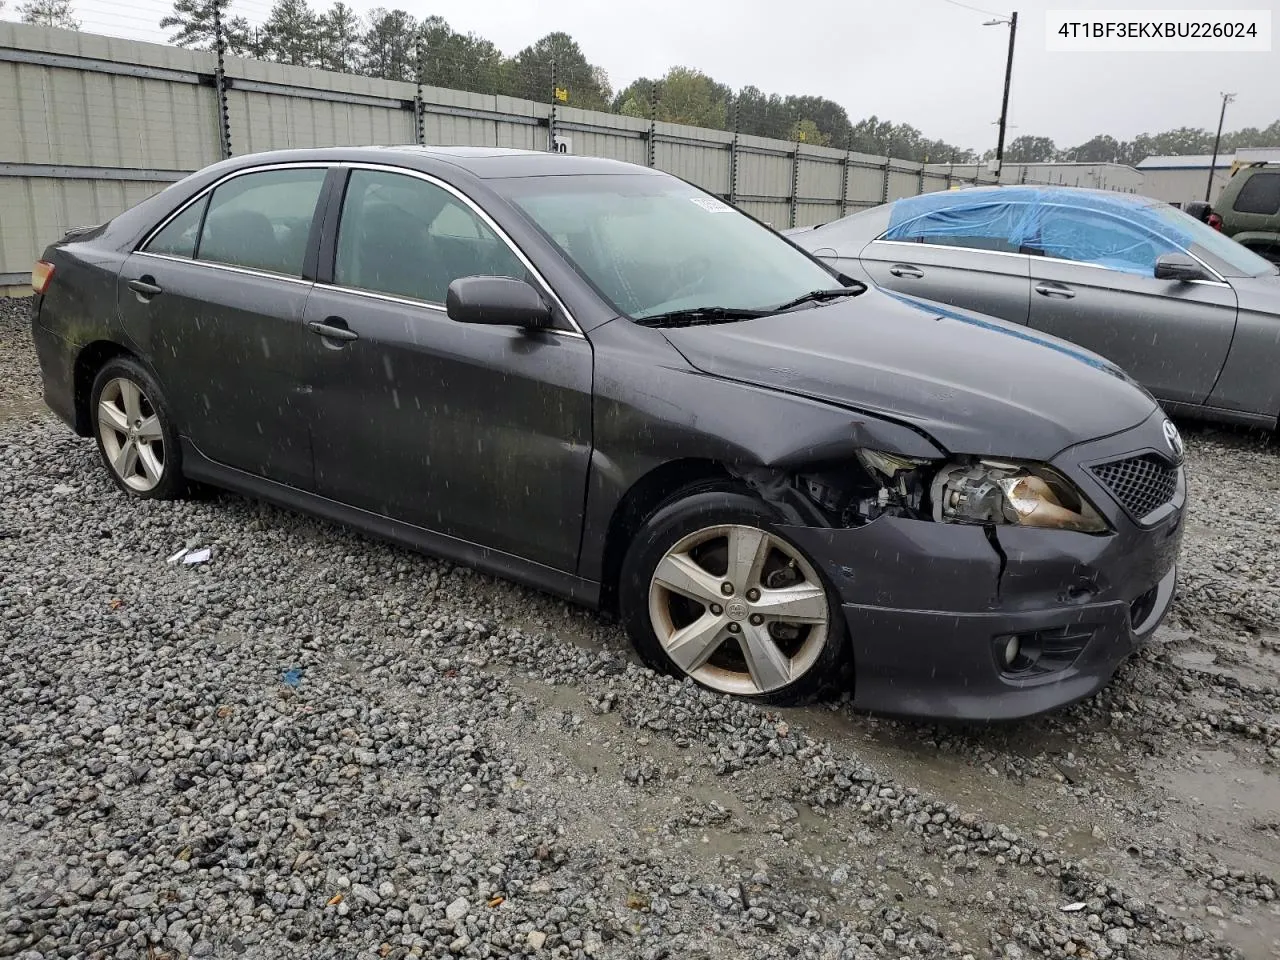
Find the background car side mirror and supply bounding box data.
[1154,253,1212,283]
[446,276,552,329]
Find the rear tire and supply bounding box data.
[90,357,187,500]
[618,488,846,705]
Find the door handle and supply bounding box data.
[307,318,359,342]
[1035,282,1075,299]
[127,277,162,299]
[889,264,924,279]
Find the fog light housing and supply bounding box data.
[1002,635,1021,669]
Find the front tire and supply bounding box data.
[619,489,846,705]
[90,356,187,500]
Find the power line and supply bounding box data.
[938,0,1010,20]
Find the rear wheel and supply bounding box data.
[619,489,846,704]
[90,357,187,499]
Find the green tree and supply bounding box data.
[361,8,416,81]
[160,0,253,56]
[419,15,508,94]
[733,85,791,139]
[1004,135,1057,163]
[260,0,318,66]
[1059,134,1122,163]
[616,67,729,128]
[316,2,361,72]
[19,0,79,29]
[509,32,610,109]
[783,95,851,144]
[615,77,657,119]
[658,67,729,128]
[793,119,828,146]
[1222,120,1280,150]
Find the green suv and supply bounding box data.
[1214,163,1280,263]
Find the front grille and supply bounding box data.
[1091,454,1178,520]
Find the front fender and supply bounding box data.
[577,318,947,582]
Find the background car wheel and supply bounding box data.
[619,489,846,705]
[90,357,186,500]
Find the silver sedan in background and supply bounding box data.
[787,186,1280,430]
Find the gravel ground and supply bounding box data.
[2,296,1278,960]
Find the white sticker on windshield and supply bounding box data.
[690,197,733,213]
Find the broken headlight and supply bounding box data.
[930,460,1108,534]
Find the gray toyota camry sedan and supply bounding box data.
[30,147,1184,720]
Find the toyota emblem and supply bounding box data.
[1162,419,1183,458]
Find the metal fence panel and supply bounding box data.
[0,175,168,281]
[737,200,791,228]
[887,165,924,201]
[0,23,1131,292]
[794,201,841,228]
[796,155,844,205]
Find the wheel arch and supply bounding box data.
[72,339,137,436]
[597,458,737,616]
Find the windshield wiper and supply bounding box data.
[632,306,771,328]
[770,284,866,313]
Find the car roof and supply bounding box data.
[211,145,662,180]
[894,184,1158,211]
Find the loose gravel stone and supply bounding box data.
[2,295,1279,959]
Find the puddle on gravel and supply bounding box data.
[1171,644,1280,690]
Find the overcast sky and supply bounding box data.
[55,0,1280,152]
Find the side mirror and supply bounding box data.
[1154,253,1211,283]
[446,276,552,328]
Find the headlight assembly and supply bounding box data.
[930,460,1108,534]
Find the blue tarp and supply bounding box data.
[884,187,1200,276]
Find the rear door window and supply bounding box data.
[883,201,1030,254]
[195,168,328,277]
[333,169,528,304]
[144,197,208,259]
[1232,172,1280,216]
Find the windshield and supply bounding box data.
[503,174,840,319]
[1145,202,1278,277]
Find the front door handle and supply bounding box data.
[308,318,359,342]
[1035,281,1075,299]
[127,277,162,299]
[889,264,924,279]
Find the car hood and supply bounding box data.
[660,289,1159,461]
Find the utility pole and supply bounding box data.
[985,11,1018,181]
[1206,92,1235,202]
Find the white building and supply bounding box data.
[1136,148,1280,205]
[924,161,1143,193]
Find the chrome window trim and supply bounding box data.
[134,250,315,286]
[331,162,584,336]
[136,161,334,262]
[317,282,587,341]
[869,238,1230,287]
[869,239,1028,261]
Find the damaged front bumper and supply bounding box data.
[780,412,1185,721]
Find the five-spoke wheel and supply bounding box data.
[621,489,844,704]
[90,357,186,499]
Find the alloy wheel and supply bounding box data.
[647,523,830,696]
[97,377,165,493]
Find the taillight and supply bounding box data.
[1208,213,1223,232]
[32,260,54,294]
